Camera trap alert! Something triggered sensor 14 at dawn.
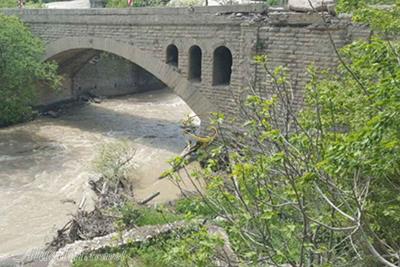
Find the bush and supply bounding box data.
[0,15,59,126]
[168,2,400,266]
[71,1,400,266]
[0,0,46,8]
[0,0,16,7]
[93,140,136,185]
[117,202,183,228]
[73,227,223,267]
[106,0,165,7]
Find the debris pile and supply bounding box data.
[46,175,133,251]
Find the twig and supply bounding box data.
[139,192,160,205]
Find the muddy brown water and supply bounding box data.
[0,89,199,257]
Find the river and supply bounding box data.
[0,89,197,257]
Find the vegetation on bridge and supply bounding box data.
[0,14,59,126]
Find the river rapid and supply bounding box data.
[0,89,196,257]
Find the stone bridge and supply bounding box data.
[3,4,369,124]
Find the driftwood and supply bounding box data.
[48,174,238,267]
[46,175,133,252]
[46,207,117,251]
[139,191,160,205]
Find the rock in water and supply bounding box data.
[47,110,59,118]
[92,97,102,104]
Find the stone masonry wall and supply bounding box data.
[73,54,165,97]
[252,17,370,115]
[2,5,371,122]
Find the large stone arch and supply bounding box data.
[44,37,215,118]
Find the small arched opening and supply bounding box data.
[212,46,232,86]
[166,44,179,67]
[188,45,202,82]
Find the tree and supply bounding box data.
[0,0,45,8]
[167,1,400,266]
[0,0,16,8]
[0,14,59,126]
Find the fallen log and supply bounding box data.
[139,192,160,205]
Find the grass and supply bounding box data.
[72,227,219,267]
[73,260,117,267]
[175,196,218,218]
[72,197,220,267]
[136,206,183,226]
[117,202,184,228]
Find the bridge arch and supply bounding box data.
[44,37,214,118]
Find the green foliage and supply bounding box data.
[117,202,183,228]
[263,0,285,6]
[73,227,223,267]
[175,196,217,218]
[185,41,399,265]
[117,202,142,228]
[0,0,16,7]
[0,15,59,126]
[73,260,116,267]
[156,228,223,267]
[106,0,164,7]
[25,0,45,8]
[105,0,129,8]
[165,2,400,266]
[303,37,400,257]
[336,0,398,13]
[93,140,136,184]
[349,1,400,35]
[71,2,400,266]
[0,0,45,8]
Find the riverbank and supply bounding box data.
[0,89,198,257]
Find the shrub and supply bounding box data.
[0,0,16,7]
[169,2,400,266]
[0,15,59,126]
[73,227,222,267]
[0,0,46,9]
[106,0,165,7]
[117,202,183,228]
[93,140,136,185]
